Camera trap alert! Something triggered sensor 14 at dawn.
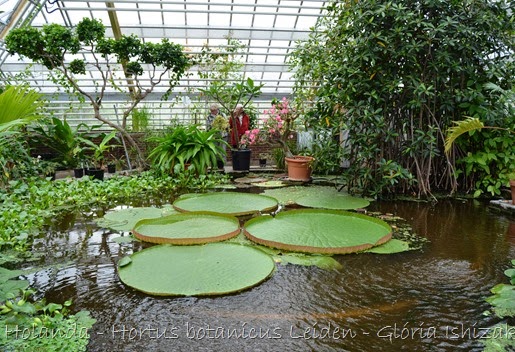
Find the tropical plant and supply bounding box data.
[0,134,42,187]
[444,83,515,196]
[148,125,227,175]
[30,117,95,169]
[5,18,190,168]
[0,85,45,132]
[482,259,515,351]
[200,78,263,136]
[289,0,514,197]
[131,107,151,132]
[83,131,119,169]
[238,97,300,156]
[0,287,96,352]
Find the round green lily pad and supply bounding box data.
[132,211,241,244]
[97,207,174,231]
[244,209,392,254]
[173,192,278,216]
[263,185,367,208]
[117,243,275,296]
[365,239,410,254]
[296,192,370,210]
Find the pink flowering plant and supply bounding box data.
[239,97,297,157]
[239,128,262,149]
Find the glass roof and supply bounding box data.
[0,0,327,101]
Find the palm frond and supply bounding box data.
[444,117,484,154]
[0,86,45,131]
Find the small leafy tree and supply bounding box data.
[194,38,263,142]
[290,0,514,197]
[5,18,190,168]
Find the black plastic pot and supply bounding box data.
[231,149,251,171]
[74,168,84,178]
[85,168,104,181]
[107,164,116,173]
[259,158,267,168]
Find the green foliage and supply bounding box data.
[0,288,95,352]
[307,127,342,175]
[0,134,43,187]
[82,131,119,169]
[5,17,191,168]
[444,117,485,154]
[200,77,263,120]
[148,125,227,175]
[290,0,514,196]
[450,84,515,196]
[0,172,229,251]
[482,259,515,351]
[131,107,151,132]
[29,117,95,168]
[486,259,515,318]
[0,86,45,132]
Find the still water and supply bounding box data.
[29,195,515,352]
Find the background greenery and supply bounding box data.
[290,0,514,197]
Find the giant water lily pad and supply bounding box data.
[263,185,370,209]
[244,209,392,254]
[173,192,278,216]
[97,207,176,231]
[117,243,275,296]
[365,239,410,254]
[296,192,369,210]
[133,212,240,244]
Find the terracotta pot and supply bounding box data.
[285,155,314,181]
[510,179,515,205]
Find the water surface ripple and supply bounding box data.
[31,199,515,351]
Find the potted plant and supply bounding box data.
[148,125,227,175]
[211,115,230,169]
[30,117,94,177]
[200,78,263,171]
[83,131,119,181]
[258,152,272,168]
[245,97,315,181]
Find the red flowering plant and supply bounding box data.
[239,97,297,156]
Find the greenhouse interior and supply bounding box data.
[0,0,514,351]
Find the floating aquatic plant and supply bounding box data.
[97,207,175,231]
[132,211,240,244]
[117,243,275,296]
[263,185,370,209]
[244,209,391,254]
[173,192,278,216]
[365,239,410,254]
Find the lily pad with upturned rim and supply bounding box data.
[244,209,392,254]
[296,192,370,210]
[96,207,175,231]
[173,192,278,216]
[132,211,241,244]
[263,185,370,209]
[117,243,275,296]
[365,239,410,254]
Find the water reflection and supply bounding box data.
[26,198,514,351]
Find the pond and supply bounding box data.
[28,193,515,351]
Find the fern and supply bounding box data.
[444,117,484,154]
